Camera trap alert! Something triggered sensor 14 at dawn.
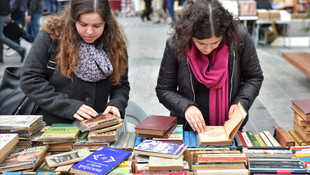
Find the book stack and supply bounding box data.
[291,146,310,171]
[191,149,249,175]
[0,115,45,148]
[0,145,49,172]
[153,124,184,144]
[243,147,310,174]
[110,131,136,151]
[73,131,110,151]
[74,113,124,144]
[135,115,178,138]
[291,99,310,145]
[33,124,80,152]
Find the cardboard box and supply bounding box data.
[239,1,257,16]
[257,9,269,20]
[269,10,281,21]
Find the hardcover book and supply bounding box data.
[0,134,19,163]
[133,140,187,159]
[273,126,295,147]
[88,130,117,142]
[0,145,48,172]
[291,99,310,121]
[197,103,247,146]
[45,148,91,167]
[77,113,122,132]
[289,129,306,146]
[70,146,132,175]
[148,156,184,171]
[37,124,80,141]
[246,131,260,147]
[135,115,178,136]
[153,125,183,144]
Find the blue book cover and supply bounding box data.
[189,130,198,148]
[70,146,131,175]
[183,131,190,147]
[134,140,187,159]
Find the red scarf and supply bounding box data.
[187,41,229,126]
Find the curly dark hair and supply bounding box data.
[43,0,128,84]
[172,0,241,59]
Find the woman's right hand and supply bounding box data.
[185,105,207,133]
[73,104,98,121]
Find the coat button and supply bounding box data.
[84,97,91,103]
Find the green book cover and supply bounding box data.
[40,124,80,140]
[246,131,261,147]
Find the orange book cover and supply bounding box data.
[273,127,295,147]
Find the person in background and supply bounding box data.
[141,0,152,21]
[0,0,26,63]
[156,0,263,132]
[47,0,60,15]
[24,0,43,43]
[167,0,175,22]
[20,0,130,125]
[152,0,167,24]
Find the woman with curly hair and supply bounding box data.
[156,0,263,133]
[20,0,129,125]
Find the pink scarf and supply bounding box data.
[187,41,229,126]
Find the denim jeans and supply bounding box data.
[25,13,42,43]
[0,16,24,62]
[48,0,60,15]
[167,0,175,22]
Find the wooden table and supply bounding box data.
[281,52,310,78]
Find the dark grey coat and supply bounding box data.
[156,25,263,130]
[20,30,130,125]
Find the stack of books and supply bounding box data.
[291,99,310,145]
[0,134,19,164]
[153,124,184,144]
[135,115,178,138]
[0,115,45,148]
[291,145,310,171]
[74,113,124,144]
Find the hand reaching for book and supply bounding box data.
[103,105,121,118]
[185,105,207,133]
[73,104,98,121]
[228,104,238,119]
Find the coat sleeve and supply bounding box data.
[232,25,264,111]
[107,68,130,119]
[20,30,83,120]
[156,38,196,117]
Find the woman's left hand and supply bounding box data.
[103,106,121,118]
[228,104,238,119]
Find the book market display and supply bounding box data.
[1,100,310,174]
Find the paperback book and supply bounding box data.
[36,124,80,142]
[0,134,19,163]
[70,146,132,175]
[45,148,91,167]
[133,140,187,159]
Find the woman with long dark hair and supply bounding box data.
[156,0,263,132]
[20,0,130,125]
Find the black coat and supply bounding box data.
[0,0,10,16]
[20,30,130,125]
[156,25,264,130]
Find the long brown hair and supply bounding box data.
[43,0,128,84]
[172,0,241,59]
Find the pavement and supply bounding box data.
[1,16,310,134]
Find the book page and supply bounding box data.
[224,103,247,139]
[199,126,228,142]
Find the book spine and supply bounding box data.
[263,131,281,147]
[242,132,253,147]
[189,131,197,148]
[255,134,266,147]
[246,131,260,147]
[249,164,305,169]
[295,152,310,158]
[134,134,143,146]
[274,127,295,147]
[237,131,247,147]
[234,134,243,150]
[183,131,190,148]
[198,156,248,163]
[259,132,273,147]
[289,129,306,146]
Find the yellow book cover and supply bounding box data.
[255,134,266,147]
[39,124,80,141]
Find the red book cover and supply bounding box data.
[237,130,247,147]
[135,115,177,136]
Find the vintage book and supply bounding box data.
[73,131,110,151]
[48,142,73,152]
[88,130,117,142]
[255,134,267,147]
[2,172,60,175]
[91,122,124,134]
[77,113,122,132]
[236,130,247,147]
[197,102,247,146]
[36,160,74,173]
[0,134,19,163]
[289,129,306,146]
[148,156,184,171]
[195,168,249,175]
[45,148,91,167]
[36,124,80,141]
[138,123,177,138]
[262,131,281,147]
[247,131,260,147]
[293,123,310,142]
[70,146,132,175]
[259,132,273,147]
[0,115,43,130]
[153,125,183,144]
[184,147,230,163]
[294,113,310,127]
[194,153,248,166]
[0,145,48,172]
[273,127,295,147]
[242,131,253,147]
[133,140,187,159]
[291,99,310,121]
[135,115,177,137]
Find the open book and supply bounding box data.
[198,102,247,146]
